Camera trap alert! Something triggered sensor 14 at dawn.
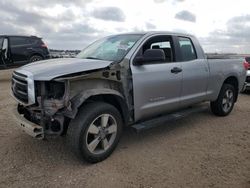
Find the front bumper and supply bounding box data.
[12,107,44,139]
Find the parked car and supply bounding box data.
[0,35,50,69]
[243,57,250,91]
[11,32,247,163]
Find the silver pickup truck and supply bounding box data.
[11,31,247,163]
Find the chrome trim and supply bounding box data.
[12,77,27,86]
[12,70,36,105]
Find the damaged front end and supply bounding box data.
[16,80,71,138]
[12,63,132,139]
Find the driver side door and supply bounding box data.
[131,35,182,121]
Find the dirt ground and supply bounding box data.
[0,69,249,188]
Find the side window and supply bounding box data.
[9,37,30,47]
[178,37,197,61]
[138,35,174,63]
[151,41,171,49]
[29,38,40,44]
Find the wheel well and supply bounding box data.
[223,76,239,101]
[84,94,129,126]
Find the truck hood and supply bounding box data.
[16,58,112,81]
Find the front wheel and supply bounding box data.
[67,102,123,163]
[210,84,236,116]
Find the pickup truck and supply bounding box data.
[11,32,247,163]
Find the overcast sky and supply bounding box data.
[0,0,249,53]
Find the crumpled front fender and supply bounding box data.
[63,88,125,118]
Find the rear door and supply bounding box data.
[9,36,31,64]
[0,37,11,66]
[131,35,182,121]
[176,36,209,106]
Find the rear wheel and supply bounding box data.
[67,102,123,163]
[210,84,236,116]
[29,55,43,62]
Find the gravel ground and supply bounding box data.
[0,70,249,188]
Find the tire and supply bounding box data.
[67,102,123,163]
[210,84,236,116]
[29,55,43,62]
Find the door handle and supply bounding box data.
[171,67,182,74]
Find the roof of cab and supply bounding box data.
[112,31,195,37]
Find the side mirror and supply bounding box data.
[133,49,166,65]
[133,56,144,65]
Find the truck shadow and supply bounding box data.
[15,109,212,166]
[120,109,211,147]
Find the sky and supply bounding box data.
[0,0,250,53]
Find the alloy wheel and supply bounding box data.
[222,89,234,112]
[86,114,117,155]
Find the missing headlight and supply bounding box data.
[46,81,65,99]
[36,81,65,99]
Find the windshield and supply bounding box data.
[76,34,143,62]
